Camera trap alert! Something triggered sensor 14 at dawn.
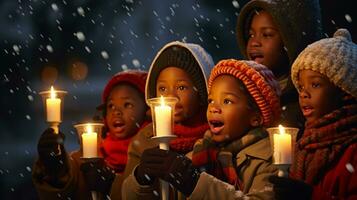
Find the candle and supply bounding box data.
[46,86,61,122]
[273,125,292,164]
[82,124,98,158]
[154,96,172,137]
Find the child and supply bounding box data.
[133,59,282,199]
[236,0,323,130]
[32,70,149,200]
[271,29,357,200]
[118,41,214,200]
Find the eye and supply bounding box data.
[312,82,320,88]
[177,85,187,91]
[223,99,232,104]
[208,98,214,104]
[124,102,134,108]
[297,84,304,92]
[107,103,115,111]
[262,32,273,38]
[158,86,166,93]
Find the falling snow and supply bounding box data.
[46,45,53,53]
[26,115,31,120]
[51,3,59,12]
[132,59,140,68]
[101,51,109,59]
[75,32,86,42]
[346,163,354,173]
[27,95,34,101]
[77,7,85,16]
[232,0,240,9]
[345,14,352,23]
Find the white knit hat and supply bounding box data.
[291,29,357,98]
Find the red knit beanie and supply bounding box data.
[102,70,148,103]
[208,59,281,126]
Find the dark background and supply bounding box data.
[0,0,355,199]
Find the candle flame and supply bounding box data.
[86,124,93,134]
[50,86,57,99]
[278,124,286,135]
[160,95,165,106]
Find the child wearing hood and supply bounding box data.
[32,70,149,199]
[116,41,214,200]
[236,0,323,130]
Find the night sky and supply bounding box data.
[0,0,354,199]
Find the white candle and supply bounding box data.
[46,86,61,122]
[154,96,172,137]
[273,125,292,164]
[82,124,98,158]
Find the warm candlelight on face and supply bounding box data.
[46,86,61,123]
[82,124,98,158]
[154,96,173,137]
[273,125,292,164]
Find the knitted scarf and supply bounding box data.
[169,123,209,154]
[100,134,133,174]
[290,104,357,185]
[101,121,150,173]
[191,128,268,190]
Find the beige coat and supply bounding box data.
[118,125,277,200]
[189,137,277,200]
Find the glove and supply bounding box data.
[269,176,312,200]
[37,128,67,176]
[136,147,200,196]
[80,159,116,194]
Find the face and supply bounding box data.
[246,10,289,78]
[207,75,260,143]
[156,66,203,125]
[105,84,147,139]
[298,70,344,124]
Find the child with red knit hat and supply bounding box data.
[130,59,282,199]
[270,29,357,200]
[32,70,149,200]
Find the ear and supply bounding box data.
[250,112,264,127]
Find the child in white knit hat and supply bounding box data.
[270,29,357,200]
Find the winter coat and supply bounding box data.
[32,150,108,200]
[189,133,277,200]
[311,143,357,199]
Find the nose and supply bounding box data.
[113,106,123,116]
[248,35,261,47]
[299,88,310,99]
[163,88,180,101]
[209,104,221,114]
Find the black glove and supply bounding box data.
[269,176,312,200]
[136,147,200,196]
[37,128,67,176]
[80,159,116,194]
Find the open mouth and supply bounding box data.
[112,120,125,132]
[249,52,264,63]
[301,106,314,117]
[209,120,224,134]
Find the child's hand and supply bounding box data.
[80,159,115,194]
[269,176,312,200]
[136,147,200,196]
[37,128,67,176]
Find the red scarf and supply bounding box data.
[290,104,357,184]
[169,123,209,154]
[101,121,150,173]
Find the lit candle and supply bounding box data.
[82,124,98,158]
[154,96,172,137]
[46,86,61,122]
[273,125,292,164]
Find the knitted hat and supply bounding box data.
[146,41,214,104]
[208,59,281,126]
[102,70,148,103]
[236,0,323,64]
[291,29,357,99]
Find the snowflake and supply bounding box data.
[232,0,240,9]
[346,163,354,173]
[51,3,59,12]
[75,32,86,42]
[101,51,109,59]
[46,45,53,53]
[345,14,352,23]
[77,7,85,17]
